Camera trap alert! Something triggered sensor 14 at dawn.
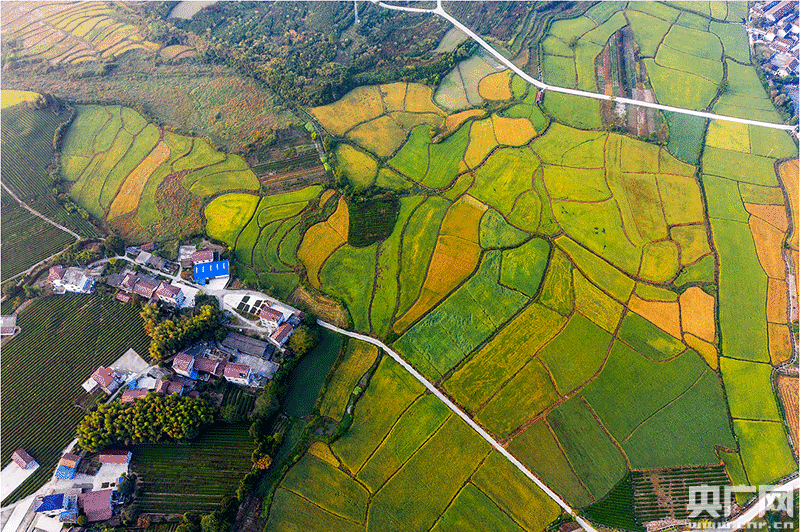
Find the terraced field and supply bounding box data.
[1,1,158,65]
[60,104,259,243]
[284,9,798,526]
[4,1,796,527]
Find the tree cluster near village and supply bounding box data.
[76,394,215,452]
[141,302,226,360]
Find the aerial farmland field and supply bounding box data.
[1,294,150,505]
[1,0,798,530]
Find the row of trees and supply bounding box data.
[76,393,215,452]
[141,302,225,360]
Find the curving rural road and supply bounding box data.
[319,320,800,532]
[1,182,81,282]
[375,0,797,132]
[316,320,601,532]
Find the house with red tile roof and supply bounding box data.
[119,273,138,292]
[223,363,252,386]
[133,278,158,299]
[269,322,294,348]
[192,249,215,264]
[56,453,80,479]
[120,389,148,404]
[11,449,36,469]
[193,357,223,377]
[172,352,198,379]
[98,450,132,464]
[155,282,185,306]
[155,379,185,395]
[47,265,67,283]
[258,306,285,329]
[91,367,123,394]
[78,489,113,522]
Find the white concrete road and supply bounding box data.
[375,0,797,133]
[320,317,800,532]
[317,320,600,532]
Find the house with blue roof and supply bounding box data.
[193,260,230,285]
[55,453,80,480]
[34,492,79,520]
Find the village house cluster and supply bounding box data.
[171,331,281,389]
[125,241,179,275]
[750,1,800,77]
[8,448,133,526]
[106,271,185,306]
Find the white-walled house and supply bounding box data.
[223,363,253,386]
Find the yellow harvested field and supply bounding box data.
[443,109,485,135]
[320,189,336,206]
[574,271,623,333]
[659,148,696,176]
[311,85,384,136]
[705,119,749,153]
[109,141,171,219]
[204,194,260,243]
[685,333,718,370]
[394,235,481,332]
[380,82,407,111]
[297,198,349,289]
[160,44,195,60]
[768,323,792,365]
[629,295,682,340]
[336,144,378,187]
[439,195,487,240]
[493,115,536,146]
[777,376,799,455]
[749,216,786,279]
[658,174,705,225]
[347,115,407,157]
[1,89,41,109]
[779,160,798,250]
[744,203,789,232]
[394,197,485,332]
[404,83,445,115]
[679,287,716,343]
[464,118,498,168]
[307,441,340,468]
[767,278,788,324]
[478,70,513,100]
[670,224,711,266]
[628,294,681,338]
[327,197,350,239]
